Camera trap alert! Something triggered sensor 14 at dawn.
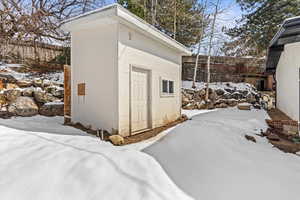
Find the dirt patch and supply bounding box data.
[65,115,188,146]
[123,115,188,145]
[267,108,291,120]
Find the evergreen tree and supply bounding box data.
[223,0,300,57]
[118,0,206,48]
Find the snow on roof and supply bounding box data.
[61,3,192,55]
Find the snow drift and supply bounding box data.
[0,116,192,200]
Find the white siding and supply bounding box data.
[276,42,300,121]
[71,23,119,132]
[118,23,182,136]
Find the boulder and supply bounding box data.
[222,92,232,99]
[228,99,238,107]
[0,74,17,84]
[109,135,125,146]
[246,93,256,104]
[46,86,64,98]
[196,101,206,109]
[182,103,195,110]
[215,88,225,96]
[4,89,21,102]
[6,83,19,90]
[34,90,57,103]
[232,92,243,100]
[216,103,228,108]
[0,94,7,105]
[224,88,235,93]
[17,80,33,88]
[182,96,190,106]
[33,79,43,87]
[39,102,64,116]
[245,135,256,143]
[238,103,251,110]
[8,97,38,117]
[22,88,34,97]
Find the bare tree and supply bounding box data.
[205,0,220,101]
[192,0,208,89]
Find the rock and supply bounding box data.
[182,103,195,110]
[253,103,261,109]
[216,103,228,108]
[0,94,7,105]
[8,97,38,117]
[208,89,218,103]
[238,103,251,110]
[222,92,232,99]
[246,93,256,104]
[239,90,249,96]
[46,86,64,98]
[182,96,190,106]
[4,89,21,102]
[224,88,235,93]
[196,101,206,109]
[39,102,64,116]
[245,135,256,143]
[17,80,33,88]
[42,79,51,88]
[34,90,57,103]
[228,99,238,107]
[206,101,215,110]
[33,79,43,87]
[232,92,243,100]
[109,135,125,146]
[6,83,19,90]
[22,88,34,97]
[215,88,225,96]
[0,74,17,83]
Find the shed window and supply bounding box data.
[161,79,174,96]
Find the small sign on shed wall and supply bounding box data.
[77,83,86,96]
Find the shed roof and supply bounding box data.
[266,16,300,72]
[61,3,192,55]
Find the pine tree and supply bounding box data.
[223,0,300,57]
[118,0,206,48]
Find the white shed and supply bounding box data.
[62,4,192,137]
[266,16,300,121]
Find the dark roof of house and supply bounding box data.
[266,16,300,72]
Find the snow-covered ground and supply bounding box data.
[182,81,256,92]
[144,108,300,200]
[0,63,64,84]
[0,116,192,200]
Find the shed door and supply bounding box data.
[131,67,150,133]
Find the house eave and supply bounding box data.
[61,3,192,56]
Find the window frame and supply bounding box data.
[160,77,175,97]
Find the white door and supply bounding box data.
[131,67,150,133]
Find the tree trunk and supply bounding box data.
[192,0,207,89]
[205,0,219,101]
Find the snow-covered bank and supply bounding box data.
[0,116,192,200]
[182,81,257,93]
[182,109,217,119]
[144,108,300,200]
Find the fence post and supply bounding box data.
[64,65,71,124]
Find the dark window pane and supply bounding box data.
[162,80,168,93]
[169,81,174,94]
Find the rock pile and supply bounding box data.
[0,75,64,118]
[182,82,262,110]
